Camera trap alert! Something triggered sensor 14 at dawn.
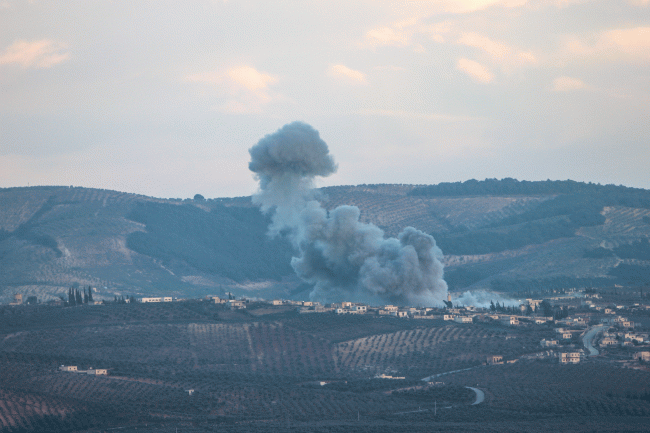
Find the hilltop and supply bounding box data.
[1,179,650,303]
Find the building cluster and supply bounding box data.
[59,365,108,375]
[139,297,173,303]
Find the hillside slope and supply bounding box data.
[2,180,650,303]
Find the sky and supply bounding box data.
[0,0,649,199]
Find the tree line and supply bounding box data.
[62,286,93,306]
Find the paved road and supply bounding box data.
[421,365,482,382]
[465,387,485,405]
[582,324,606,356]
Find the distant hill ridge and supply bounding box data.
[1,179,650,303]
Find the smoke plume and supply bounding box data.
[249,121,448,306]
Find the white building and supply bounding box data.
[59,365,77,372]
[560,352,581,364]
[633,351,650,362]
[226,300,246,309]
[140,297,162,303]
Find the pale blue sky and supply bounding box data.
[1,0,649,198]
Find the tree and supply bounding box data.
[87,286,94,303]
[193,194,205,201]
[83,288,89,304]
[540,300,553,317]
[490,300,496,312]
[75,289,83,305]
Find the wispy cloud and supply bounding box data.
[363,19,451,49]
[456,58,494,83]
[457,32,537,72]
[564,26,650,63]
[0,39,69,68]
[327,64,367,84]
[551,76,587,91]
[185,66,279,113]
[355,108,480,122]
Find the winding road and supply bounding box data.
[465,387,485,405]
[582,324,606,356]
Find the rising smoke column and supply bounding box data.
[249,121,448,306]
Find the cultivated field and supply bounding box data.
[2,301,649,432]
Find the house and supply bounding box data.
[375,374,406,379]
[454,316,473,324]
[226,300,246,310]
[487,355,503,365]
[271,300,283,305]
[561,332,573,340]
[163,297,172,302]
[625,333,645,344]
[384,305,398,312]
[502,316,519,326]
[390,311,408,318]
[560,352,581,364]
[302,301,313,307]
[633,351,650,362]
[443,314,454,321]
[87,369,108,375]
[59,365,77,372]
[599,337,618,347]
[352,305,367,313]
[140,297,162,303]
[541,339,558,347]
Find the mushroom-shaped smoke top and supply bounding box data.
[249,121,337,187]
[249,122,337,235]
[249,121,448,307]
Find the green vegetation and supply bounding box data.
[433,217,577,255]
[609,264,650,285]
[490,276,614,293]
[126,202,294,281]
[410,178,650,205]
[583,247,616,258]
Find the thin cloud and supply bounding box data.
[327,64,367,84]
[551,76,587,91]
[185,66,278,113]
[365,26,410,47]
[356,108,480,122]
[564,26,650,63]
[438,0,528,13]
[0,39,69,68]
[456,58,494,83]
[457,32,537,72]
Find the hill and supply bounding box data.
[2,179,650,303]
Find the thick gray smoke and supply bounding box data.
[249,121,448,306]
